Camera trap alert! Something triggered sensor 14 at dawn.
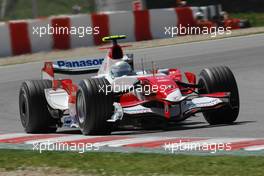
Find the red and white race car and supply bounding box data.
[19,35,240,135]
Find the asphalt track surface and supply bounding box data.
[0,34,263,138]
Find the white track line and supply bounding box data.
[93,137,167,147]
[1,133,264,152]
[243,145,264,151]
[0,133,36,140]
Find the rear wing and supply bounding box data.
[41,57,104,79]
[41,54,133,79]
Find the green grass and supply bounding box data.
[0,0,95,21]
[0,149,264,176]
[230,12,264,27]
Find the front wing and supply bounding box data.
[122,93,230,121]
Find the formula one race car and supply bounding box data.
[19,35,240,135]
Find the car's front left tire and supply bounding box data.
[76,78,114,135]
[19,80,57,133]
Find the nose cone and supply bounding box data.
[142,75,183,101]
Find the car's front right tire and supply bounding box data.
[198,66,240,125]
[76,78,114,135]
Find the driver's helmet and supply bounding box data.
[110,61,133,77]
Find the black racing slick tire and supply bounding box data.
[76,78,114,135]
[19,80,57,133]
[198,66,240,125]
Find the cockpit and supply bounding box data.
[110,61,134,78]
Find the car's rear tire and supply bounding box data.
[76,78,114,135]
[19,80,57,133]
[198,66,239,125]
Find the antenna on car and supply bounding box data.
[152,61,154,77]
[141,57,145,75]
[152,61,158,77]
